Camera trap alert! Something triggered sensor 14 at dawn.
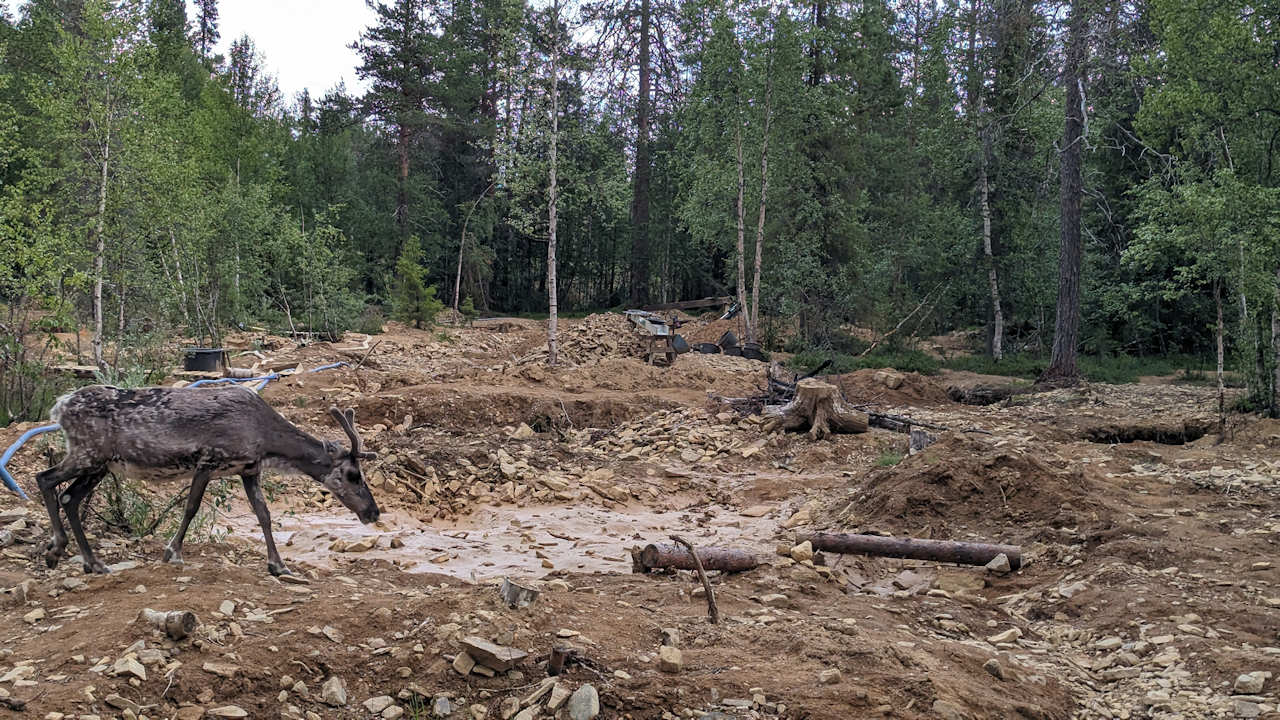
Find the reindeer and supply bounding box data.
[37,384,379,576]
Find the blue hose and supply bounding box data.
[0,424,59,501]
[0,361,350,498]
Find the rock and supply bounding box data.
[1093,636,1123,651]
[983,658,1005,680]
[789,541,814,564]
[781,508,811,529]
[1234,700,1262,718]
[383,707,405,720]
[818,668,841,684]
[499,697,521,720]
[984,553,1011,574]
[111,656,147,681]
[23,608,45,624]
[986,628,1022,644]
[739,505,772,517]
[469,703,487,720]
[932,699,966,720]
[452,651,477,676]
[520,677,556,706]
[364,696,395,714]
[207,707,248,719]
[512,423,536,440]
[660,627,680,647]
[1233,671,1268,694]
[105,694,140,713]
[202,661,239,678]
[547,683,572,711]
[513,709,537,720]
[174,708,205,720]
[936,570,985,595]
[567,684,600,720]
[321,675,347,706]
[431,696,453,718]
[218,600,235,616]
[658,645,683,673]
[758,593,789,606]
[459,636,528,671]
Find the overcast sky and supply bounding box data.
[213,0,375,101]
[3,0,377,101]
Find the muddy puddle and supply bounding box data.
[226,502,782,583]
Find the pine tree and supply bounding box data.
[391,236,443,329]
[193,0,219,62]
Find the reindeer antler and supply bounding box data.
[329,406,376,460]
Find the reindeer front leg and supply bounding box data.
[241,469,289,576]
[164,467,213,565]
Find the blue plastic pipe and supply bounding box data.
[0,424,59,500]
[0,361,350,498]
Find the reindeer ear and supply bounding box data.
[324,440,343,459]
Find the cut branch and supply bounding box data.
[804,532,1022,570]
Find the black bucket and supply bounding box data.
[672,334,691,354]
[695,343,721,354]
[741,342,766,362]
[723,345,743,357]
[718,330,739,348]
[182,348,224,372]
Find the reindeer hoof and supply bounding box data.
[162,546,183,565]
[83,560,110,575]
[44,539,65,569]
[268,562,291,577]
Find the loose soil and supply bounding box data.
[1,317,1277,720]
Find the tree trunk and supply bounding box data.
[808,0,826,86]
[734,122,748,336]
[547,3,560,367]
[629,0,652,306]
[1041,0,1087,386]
[1216,282,1225,437]
[979,133,1003,361]
[763,378,869,440]
[91,135,110,370]
[1272,267,1280,417]
[750,60,773,344]
[396,124,410,242]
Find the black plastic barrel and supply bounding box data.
[718,330,739,348]
[672,334,691,354]
[182,348,224,372]
[695,342,721,354]
[741,342,766,361]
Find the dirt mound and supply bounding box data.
[831,368,949,407]
[822,435,1115,540]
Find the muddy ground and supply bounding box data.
[0,315,1277,720]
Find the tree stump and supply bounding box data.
[762,378,868,440]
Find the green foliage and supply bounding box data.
[391,237,444,329]
[789,349,941,376]
[459,295,479,324]
[356,305,386,335]
[875,451,904,467]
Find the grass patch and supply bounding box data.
[875,451,904,467]
[943,353,1211,384]
[790,349,941,375]
[790,347,1210,386]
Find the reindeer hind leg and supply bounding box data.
[61,471,108,574]
[35,457,96,569]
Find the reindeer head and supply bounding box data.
[320,407,380,524]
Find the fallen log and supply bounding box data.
[804,532,1022,571]
[763,378,868,439]
[632,543,759,573]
